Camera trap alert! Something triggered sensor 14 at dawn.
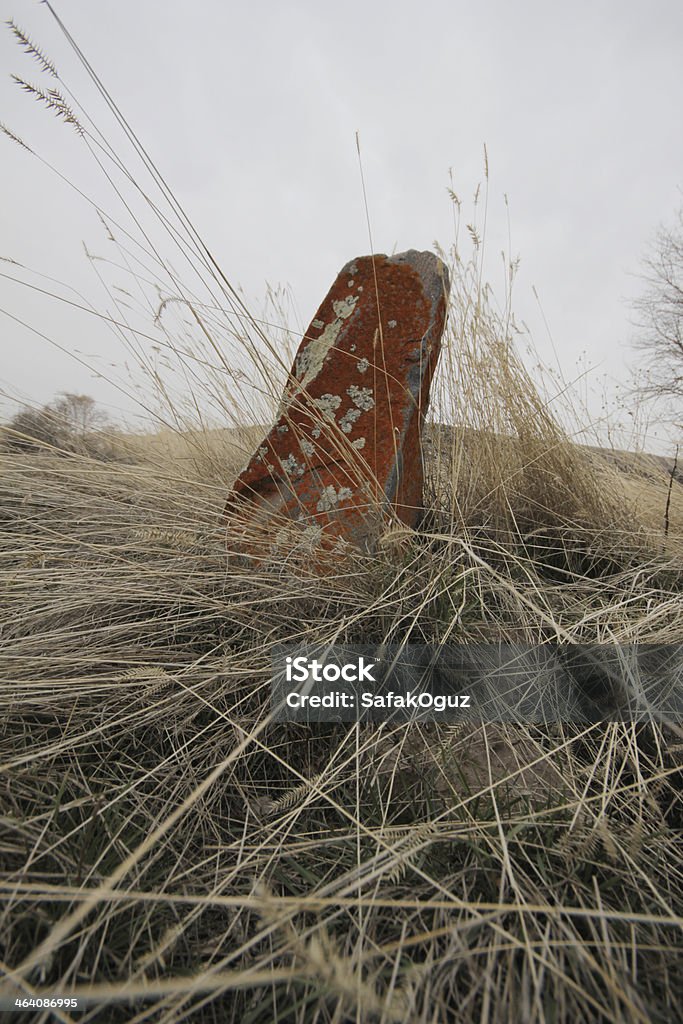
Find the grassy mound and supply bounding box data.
[2,306,682,1023]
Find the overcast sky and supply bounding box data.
[1,0,682,450]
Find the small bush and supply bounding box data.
[1,403,70,452]
[1,393,111,457]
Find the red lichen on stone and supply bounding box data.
[225,250,450,558]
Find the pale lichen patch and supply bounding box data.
[339,408,361,433]
[295,295,358,387]
[347,385,375,410]
[357,357,369,373]
[312,318,324,329]
[332,296,357,318]
[316,485,353,512]
[351,436,366,450]
[276,423,289,433]
[388,319,397,328]
[280,453,304,477]
[313,394,342,420]
[256,445,268,462]
[299,438,315,458]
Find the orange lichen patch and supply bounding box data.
[225,250,450,557]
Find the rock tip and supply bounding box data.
[341,249,449,289]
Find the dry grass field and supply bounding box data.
[2,307,683,1022]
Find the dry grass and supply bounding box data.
[1,16,682,1023]
[107,425,267,482]
[2,316,682,1022]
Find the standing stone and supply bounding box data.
[225,250,450,557]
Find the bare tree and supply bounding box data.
[2,394,108,454]
[52,393,107,441]
[632,204,683,416]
